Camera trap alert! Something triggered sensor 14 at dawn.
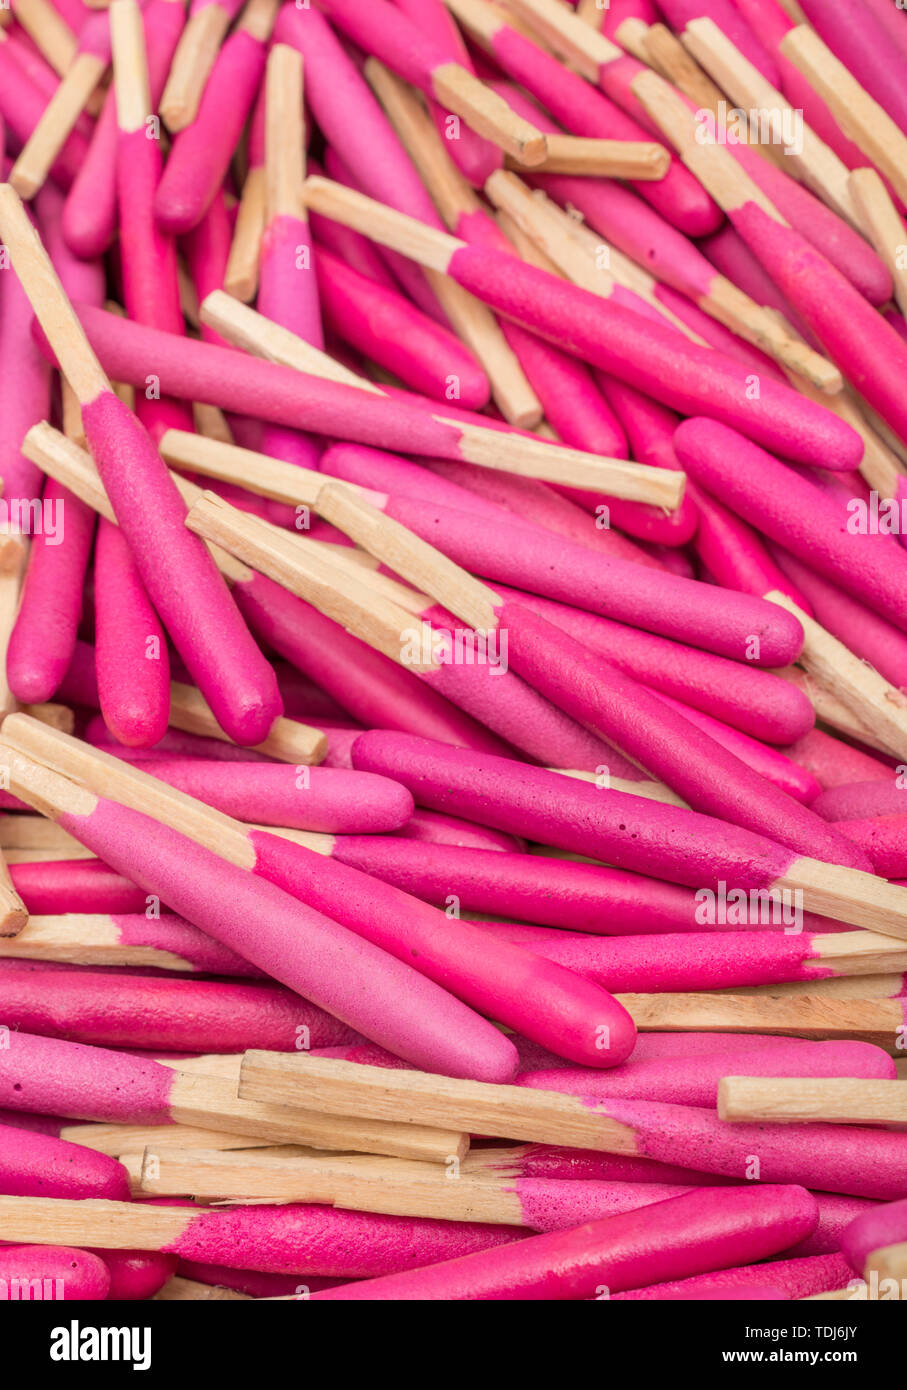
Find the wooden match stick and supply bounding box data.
[319,0,548,166]
[781,24,907,207]
[0,847,28,938]
[11,0,79,78]
[505,0,623,83]
[58,1122,289,1157]
[681,16,859,226]
[199,290,679,501]
[767,592,907,761]
[0,187,283,748]
[239,1052,638,1152]
[642,23,727,114]
[160,0,242,132]
[0,816,83,853]
[0,912,200,971]
[620,993,905,1050]
[508,135,669,179]
[134,1147,539,1223]
[848,167,907,323]
[718,1077,907,1126]
[9,20,110,199]
[156,1277,252,1302]
[224,91,266,301]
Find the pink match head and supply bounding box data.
[841,1198,907,1276]
[0,1247,111,1300]
[0,1122,130,1200]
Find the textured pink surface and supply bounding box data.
[447,243,861,469]
[833,815,907,878]
[500,586,812,745]
[316,248,488,408]
[56,796,514,1080]
[9,860,148,916]
[6,479,95,704]
[814,780,907,823]
[167,1201,524,1275]
[385,494,804,664]
[48,305,477,460]
[491,27,719,238]
[773,546,907,691]
[351,732,798,891]
[469,1142,737,1187]
[63,0,186,258]
[0,1122,130,1200]
[106,757,414,833]
[331,836,705,933]
[841,1197,907,1274]
[312,1186,818,1299]
[155,30,266,234]
[799,0,907,138]
[114,912,262,976]
[0,46,90,189]
[0,1246,111,1300]
[676,419,907,632]
[231,568,510,755]
[691,481,813,609]
[0,965,363,1052]
[0,230,51,503]
[658,0,778,80]
[249,828,635,1067]
[95,518,170,747]
[700,222,812,338]
[514,1178,694,1232]
[92,1249,176,1300]
[517,1040,894,1106]
[175,1260,348,1296]
[392,808,523,853]
[601,1099,907,1199]
[259,213,324,349]
[495,600,864,867]
[424,633,627,774]
[82,392,282,745]
[616,1251,853,1301]
[0,1030,174,1124]
[786,729,893,791]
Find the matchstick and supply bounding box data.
[622,992,906,1049]
[718,1077,907,1126]
[0,186,283,749]
[159,0,243,132]
[848,167,907,323]
[224,84,266,300]
[642,23,727,113]
[11,0,79,78]
[9,12,110,199]
[300,175,862,468]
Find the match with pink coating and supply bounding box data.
[96,1250,177,1301]
[615,1252,853,1301]
[47,796,517,1078]
[785,729,894,791]
[814,780,907,823]
[0,1246,111,1300]
[675,419,907,633]
[514,1039,895,1107]
[391,808,524,852]
[826,816,907,879]
[0,49,90,191]
[310,1186,819,1300]
[841,1197,907,1276]
[0,1122,130,1200]
[8,860,149,916]
[94,519,171,748]
[798,0,907,140]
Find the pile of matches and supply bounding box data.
[0,0,907,1306]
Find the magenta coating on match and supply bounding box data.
[831,815,907,878]
[311,1186,818,1300]
[616,1251,853,1301]
[598,1099,907,1199]
[0,234,51,503]
[328,836,707,934]
[0,966,365,1053]
[841,1197,907,1275]
[154,29,266,234]
[93,1249,177,1300]
[315,248,488,408]
[489,24,719,237]
[676,418,907,630]
[392,808,523,853]
[798,0,907,139]
[105,756,415,833]
[516,1040,894,1106]
[0,1246,111,1300]
[786,728,894,791]
[164,1201,524,1276]
[230,567,511,755]
[0,1122,130,1200]
[813,780,907,823]
[54,796,516,1080]
[444,243,861,469]
[382,494,805,665]
[772,544,907,691]
[110,912,262,977]
[497,584,813,745]
[690,479,812,609]
[94,518,171,747]
[0,1030,175,1124]
[351,732,802,892]
[735,205,905,440]
[8,860,149,916]
[63,0,186,258]
[249,828,637,1067]
[493,599,863,866]
[6,479,96,704]
[0,47,90,190]
[81,392,282,744]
